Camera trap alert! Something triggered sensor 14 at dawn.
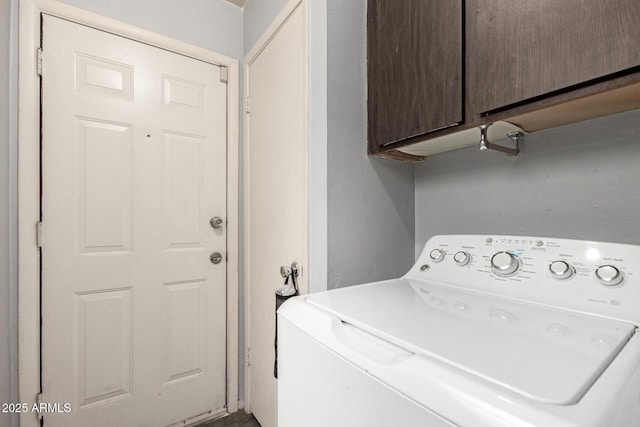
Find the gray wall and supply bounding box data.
[327,0,415,288]
[59,0,243,59]
[415,109,640,255]
[243,0,289,54]
[1,0,18,426]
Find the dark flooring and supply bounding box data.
[198,411,261,427]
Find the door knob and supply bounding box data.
[210,252,223,264]
[210,216,224,229]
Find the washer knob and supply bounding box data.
[453,251,471,266]
[491,252,519,276]
[595,265,623,286]
[549,260,573,280]
[429,248,445,263]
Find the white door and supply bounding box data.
[41,16,227,427]
[245,4,307,427]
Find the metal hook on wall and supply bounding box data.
[280,262,300,280]
[478,123,523,157]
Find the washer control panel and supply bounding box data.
[406,235,640,325]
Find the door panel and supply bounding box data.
[367,0,463,149]
[75,289,132,406]
[41,15,227,427]
[164,132,206,248]
[75,118,133,253]
[164,280,207,383]
[245,4,307,427]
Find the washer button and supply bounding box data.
[595,265,623,286]
[429,249,445,263]
[549,260,573,280]
[453,251,471,266]
[491,252,519,276]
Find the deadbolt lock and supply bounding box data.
[210,252,223,264]
[210,217,224,229]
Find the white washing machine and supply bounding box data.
[277,235,640,427]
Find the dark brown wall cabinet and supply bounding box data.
[367,0,463,151]
[367,0,640,159]
[474,0,640,114]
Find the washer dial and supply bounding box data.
[491,252,520,276]
[549,260,573,280]
[429,249,445,263]
[454,251,471,266]
[595,265,623,286]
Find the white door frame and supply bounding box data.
[243,0,308,413]
[17,1,240,426]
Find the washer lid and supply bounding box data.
[305,279,636,405]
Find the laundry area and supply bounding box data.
[1,1,640,427]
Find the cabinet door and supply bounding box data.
[368,0,462,149]
[474,0,640,113]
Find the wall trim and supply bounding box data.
[17,1,240,425]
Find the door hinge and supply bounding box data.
[36,47,43,76]
[36,221,43,248]
[245,97,250,114]
[36,393,43,420]
[246,347,251,367]
[219,65,228,83]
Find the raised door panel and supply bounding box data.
[75,289,132,407]
[367,0,463,150]
[163,280,207,384]
[474,0,640,113]
[75,118,133,254]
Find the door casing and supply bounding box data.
[17,1,240,426]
